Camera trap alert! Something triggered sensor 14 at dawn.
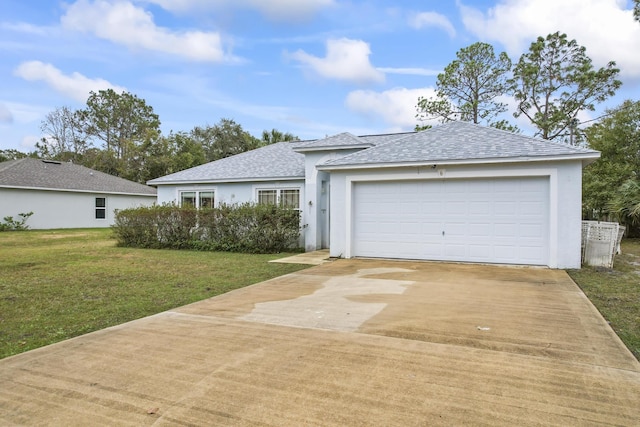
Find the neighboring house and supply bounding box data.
[0,158,156,229]
[149,121,600,268]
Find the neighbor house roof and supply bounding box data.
[147,141,305,184]
[318,121,600,170]
[0,158,157,196]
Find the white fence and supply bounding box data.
[581,221,625,268]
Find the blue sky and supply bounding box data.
[1,0,640,151]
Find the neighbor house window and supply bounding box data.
[180,190,215,208]
[257,188,300,209]
[95,197,106,219]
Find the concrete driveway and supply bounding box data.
[1,259,639,426]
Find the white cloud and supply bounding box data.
[62,0,228,62]
[142,0,334,22]
[14,61,126,102]
[345,87,438,129]
[0,103,13,123]
[377,67,440,77]
[21,135,40,149]
[409,11,456,38]
[459,0,640,77]
[289,38,385,84]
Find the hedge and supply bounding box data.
[112,203,301,253]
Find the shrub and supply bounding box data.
[112,203,301,253]
[0,212,33,232]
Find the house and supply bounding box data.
[0,158,156,229]
[149,121,600,268]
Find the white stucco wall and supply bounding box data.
[156,180,305,208]
[327,160,584,269]
[0,188,156,229]
[155,180,306,247]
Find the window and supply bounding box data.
[199,191,215,209]
[181,191,196,207]
[258,189,277,205]
[180,190,214,208]
[95,197,106,219]
[257,188,300,209]
[280,189,300,209]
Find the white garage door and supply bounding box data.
[353,177,549,265]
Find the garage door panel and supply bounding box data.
[353,177,549,265]
[421,243,444,256]
[520,223,543,237]
[444,244,467,257]
[469,223,492,237]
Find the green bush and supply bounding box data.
[112,203,301,253]
[0,212,33,232]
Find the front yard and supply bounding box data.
[568,239,640,360]
[0,229,309,359]
[1,229,638,361]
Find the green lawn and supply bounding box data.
[568,239,640,360]
[0,228,311,359]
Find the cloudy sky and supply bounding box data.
[1,0,640,151]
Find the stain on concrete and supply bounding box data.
[239,268,415,331]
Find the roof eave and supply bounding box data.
[0,185,156,196]
[148,175,305,186]
[317,153,601,171]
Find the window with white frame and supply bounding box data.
[180,190,215,208]
[257,188,300,210]
[95,197,106,219]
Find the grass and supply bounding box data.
[567,238,640,360]
[0,228,311,359]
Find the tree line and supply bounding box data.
[0,89,298,184]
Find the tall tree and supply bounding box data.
[510,32,621,142]
[416,42,513,128]
[582,100,640,234]
[166,131,207,173]
[635,0,640,22]
[37,106,86,162]
[191,118,260,162]
[77,89,161,160]
[261,129,298,145]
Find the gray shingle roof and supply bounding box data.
[358,131,416,145]
[148,141,304,184]
[319,121,599,168]
[0,158,157,195]
[294,132,372,151]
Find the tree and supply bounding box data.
[416,42,513,128]
[608,180,640,230]
[510,32,622,142]
[166,131,207,173]
[261,129,298,145]
[0,149,30,162]
[191,118,260,162]
[37,106,86,162]
[77,89,161,160]
[582,100,640,234]
[635,0,640,22]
